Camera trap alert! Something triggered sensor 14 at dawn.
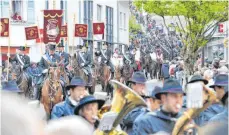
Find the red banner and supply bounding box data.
[43,10,63,44]
[1,18,9,37]
[75,24,87,37]
[36,29,43,43]
[25,26,39,40]
[93,23,105,34]
[60,25,67,37]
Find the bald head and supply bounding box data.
[44,116,93,135]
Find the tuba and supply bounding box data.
[95,80,147,135]
[172,85,217,135]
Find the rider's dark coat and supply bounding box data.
[133,108,181,135]
[101,49,114,72]
[39,53,60,70]
[77,51,92,74]
[58,51,70,68]
[10,54,30,70]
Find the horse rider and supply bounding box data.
[100,43,115,79]
[129,48,138,71]
[39,44,60,75]
[155,45,163,78]
[10,46,30,71]
[77,45,93,86]
[74,95,105,130]
[133,78,184,135]
[27,62,43,100]
[122,71,148,134]
[57,43,70,69]
[51,76,88,119]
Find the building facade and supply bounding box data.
[0,0,129,63]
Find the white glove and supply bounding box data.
[81,63,85,67]
[42,69,48,74]
[104,61,107,63]
[21,65,23,69]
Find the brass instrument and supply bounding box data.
[95,80,147,135]
[172,85,217,135]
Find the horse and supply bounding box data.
[120,61,134,85]
[99,63,112,97]
[143,53,157,79]
[41,67,63,119]
[11,62,32,98]
[71,53,96,95]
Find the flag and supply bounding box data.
[25,26,39,40]
[43,10,63,44]
[60,25,67,37]
[0,18,9,37]
[36,29,43,43]
[75,24,87,37]
[93,23,104,34]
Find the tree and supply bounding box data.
[134,1,228,76]
[129,15,142,39]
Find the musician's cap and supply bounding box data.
[155,78,184,99]
[127,71,147,85]
[49,44,56,51]
[188,74,208,85]
[1,81,23,93]
[66,76,87,90]
[74,95,105,115]
[18,46,26,51]
[210,74,228,88]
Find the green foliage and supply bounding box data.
[129,15,142,34]
[134,0,228,51]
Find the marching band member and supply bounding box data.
[209,74,228,122]
[122,71,148,134]
[133,78,184,135]
[187,75,224,126]
[74,95,105,129]
[51,77,88,119]
[10,46,30,71]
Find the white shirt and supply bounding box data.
[69,97,78,106]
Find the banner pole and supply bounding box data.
[72,13,76,55]
[91,18,94,60]
[53,0,56,9]
[37,16,43,55]
[6,4,11,81]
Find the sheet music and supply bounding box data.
[187,82,203,108]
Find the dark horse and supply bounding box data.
[71,53,96,95]
[120,60,134,85]
[11,63,33,98]
[143,53,157,79]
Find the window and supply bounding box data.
[106,6,113,44]
[120,12,123,28]
[45,0,49,9]
[0,0,9,18]
[124,13,126,29]
[60,0,67,25]
[97,4,102,21]
[27,0,35,23]
[11,0,23,21]
[84,0,93,40]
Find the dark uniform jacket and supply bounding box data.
[101,49,112,63]
[133,109,182,135]
[10,54,30,70]
[58,51,70,67]
[39,53,60,70]
[122,106,149,135]
[77,51,92,74]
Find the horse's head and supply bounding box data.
[11,63,22,80]
[48,67,61,81]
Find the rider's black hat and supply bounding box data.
[18,46,26,51]
[49,44,56,51]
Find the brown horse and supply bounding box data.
[114,65,122,81]
[11,63,32,98]
[98,63,112,96]
[41,67,63,119]
[120,62,133,85]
